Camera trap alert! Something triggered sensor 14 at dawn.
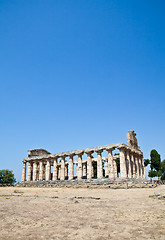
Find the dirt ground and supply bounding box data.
[0,185,165,240]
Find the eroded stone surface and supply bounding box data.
[21,131,146,183]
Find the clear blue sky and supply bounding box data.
[0,0,165,181]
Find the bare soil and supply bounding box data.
[0,185,165,240]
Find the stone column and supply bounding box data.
[43,164,46,180]
[139,155,142,177]
[82,162,87,177]
[97,150,103,179]
[87,152,93,179]
[33,162,37,181]
[36,163,40,180]
[60,156,65,180]
[58,166,61,179]
[119,148,127,178]
[137,155,140,178]
[53,158,58,181]
[92,161,95,177]
[21,162,26,182]
[104,160,108,177]
[65,164,68,178]
[132,153,136,178]
[127,151,132,178]
[46,160,51,181]
[69,155,74,180]
[39,161,44,181]
[141,156,146,178]
[129,153,133,177]
[27,162,32,181]
[77,154,83,180]
[113,159,118,178]
[135,154,140,178]
[107,149,114,179]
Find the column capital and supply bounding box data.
[130,150,136,155]
[125,148,132,153]
[77,152,83,157]
[76,150,84,156]
[85,150,94,155]
[118,146,127,151]
[106,147,115,152]
[139,152,143,157]
[134,152,139,157]
[96,150,103,154]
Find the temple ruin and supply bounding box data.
[21,131,146,182]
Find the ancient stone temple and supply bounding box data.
[21,131,146,182]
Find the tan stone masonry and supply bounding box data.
[21,131,146,182]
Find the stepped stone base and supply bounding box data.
[18,178,149,188]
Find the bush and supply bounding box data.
[0,169,16,185]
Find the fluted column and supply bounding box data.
[65,164,68,178]
[77,154,83,180]
[107,149,114,179]
[69,155,74,180]
[92,162,95,177]
[135,155,139,178]
[21,162,26,182]
[139,156,142,177]
[132,153,136,178]
[82,162,87,177]
[27,162,32,181]
[36,162,39,181]
[53,158,58,181]
[33,162,37,181]
[43,164,46,180]
[58,166,61,179]
[60,156,65,180]
[39,161,44,181]
[129,153,133,177]
[141,156,146,178]
[97,150,103,179]
[46,160,51,181]
[104,160,108,177]
[87,152,93,179]
[119,148,127,178]
[127,151,132,178]
[137,155,140,178]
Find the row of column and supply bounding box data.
[21,148,146,181]
[120,148,146,179]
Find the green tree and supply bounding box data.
[0,169,16,185]
[148,170,157,179]
[145,150,163,179]
[144,159,150,167]
[150,149,161,171]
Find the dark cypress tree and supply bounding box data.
[150,149,161,171]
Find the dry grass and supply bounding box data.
[0,185,165,240]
